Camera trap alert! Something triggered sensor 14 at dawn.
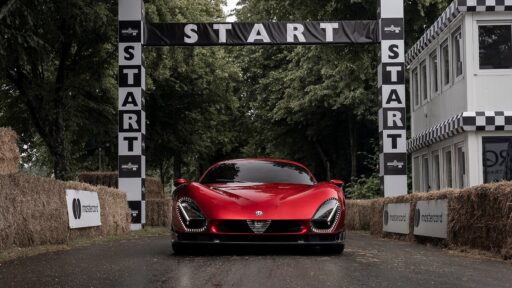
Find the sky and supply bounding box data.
[222,0,238,22]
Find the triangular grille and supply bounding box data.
[246,220,271,233]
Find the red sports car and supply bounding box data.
[171,158,346,254]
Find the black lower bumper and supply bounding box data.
[171,231,345,245]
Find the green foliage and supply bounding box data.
[345,174,381,199]
[0,0,118,179]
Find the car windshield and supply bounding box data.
[200,160,315,185]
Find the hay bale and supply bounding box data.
[77,172,118,187]
[0,128,20,175]
[369,198,385,236]
[77,172,163,199]
[146,178,164,199]
[345,200,373,231]
[145,199,172,227]
[0,174,130,250]
[363,183,512,259]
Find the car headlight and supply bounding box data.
[176,197,207,232]
[311,198,340,232]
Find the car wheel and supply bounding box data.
[324,244,344,255]
[172,242,188,255]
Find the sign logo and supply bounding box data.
[384,25,401,33]
[255,210,263,216]
[121,162,139,171]
[131,209,139,218]
[383,209,389,225]
[121,28,139,36]
[72,198,82,220]
[387,160,404,168]
[414,208,421,227]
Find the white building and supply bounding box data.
[406,0,512,192]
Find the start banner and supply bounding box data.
[144,21,379,46]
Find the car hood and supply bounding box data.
[182,182,341,220]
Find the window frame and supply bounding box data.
[422,154,430,192]
[452,26,464,82]
[455,142,467,189]
[440,38,451,90]
[429,49,440,98]
[411,67,420,110]
[431,150,441,191]
[476,21,512,73]
[420,60,429,104]
[442,147,453,189]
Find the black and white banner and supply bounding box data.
[414,200,448,238]
[145,21,379,46]
[383,203,410,234]
[66,190,101,229]
[378,0,407,197]
[119,0,145,230]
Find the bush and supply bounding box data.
[345,174,380,199]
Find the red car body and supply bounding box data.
[171,158,346,253]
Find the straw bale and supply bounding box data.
[345,200,373,231]
[77,172,163,199]
[0,128,20,175]
[145,199,172,227]
[145,178,164,199]
[0,174,130,250]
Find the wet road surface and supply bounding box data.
[0,232,511,288]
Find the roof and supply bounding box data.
[405,0,511,67]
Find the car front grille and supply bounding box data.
[215,220,303,234]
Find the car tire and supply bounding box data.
[172,242,188,255]
[324,244,344,255]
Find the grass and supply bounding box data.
[0,226,170,264]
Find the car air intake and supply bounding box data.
[246,220,272,233]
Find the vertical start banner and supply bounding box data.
[119,0,146,230]
[379,0,407,197]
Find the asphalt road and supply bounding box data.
[0,232,511,288]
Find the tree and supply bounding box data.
[144,0,243,185]
[0,0,118,179]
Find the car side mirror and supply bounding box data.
[330,179,344,187]
[174,178,188,187]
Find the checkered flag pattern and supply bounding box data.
[118,0,146,230]
[378,0,408,197]
[406,0,510,66]
[407,111,512,153]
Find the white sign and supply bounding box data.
[66,190,102,229]
[414,199,448,238]
[383,203,410,234]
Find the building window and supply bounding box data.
[430,50,439,95]
[456,143,466,188]
[452,28,463,78]
[420,60,428,102]
[422,155,430,192]
[432,151,441,191]
[482,137,512,183]
[443,148,453,188]
[441,40,450,86]
[412,68,419,108]
[413,156,421,192]
[478,24,512,70]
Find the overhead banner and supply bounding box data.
[414,199,448,238]
[383,203,410,234]
[145,21,379,46]
[66,190,101,229]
